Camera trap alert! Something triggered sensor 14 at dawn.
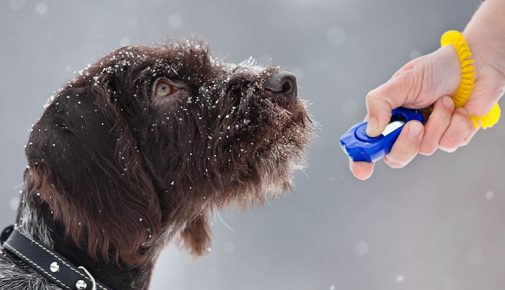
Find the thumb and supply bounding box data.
[364,47,456,136]
[365,77,408,136]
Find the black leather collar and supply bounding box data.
[0,225,113,290]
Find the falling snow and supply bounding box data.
[355,240,370,256]
[327,27,346,47]
[409,50,422,59]
[9,197,19,210]
[35,2,47,15]
[167,14,183,30]
[9,0,25,10]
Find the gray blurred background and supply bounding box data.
[2,0,505,289]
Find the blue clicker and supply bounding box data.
[339,107,425,162]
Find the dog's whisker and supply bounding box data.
[11,182,24,190]
[215,211,235,231]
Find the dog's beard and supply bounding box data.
[249,98,311,199]
[211,75,312,205]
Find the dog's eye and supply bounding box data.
[153,78,176,98]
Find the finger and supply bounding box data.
[419,96,454,156]
[365,60,434,137]
[439,108,478,152]
[384,121,424,168]
[365,80,407,137]
[349,160,375,181]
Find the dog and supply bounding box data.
[0,41,311,290]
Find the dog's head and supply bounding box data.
[24,42,311,264]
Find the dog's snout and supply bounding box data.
[265,71,297,101]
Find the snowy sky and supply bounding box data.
[1,0,505,290]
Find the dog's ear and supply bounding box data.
[25,83,161,264]
[180,214,211,256]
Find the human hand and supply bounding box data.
[350,41,505,180]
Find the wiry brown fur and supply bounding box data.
[2,41,311,290]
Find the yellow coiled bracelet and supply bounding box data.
[440,30,501,129]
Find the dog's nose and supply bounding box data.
[265,71,297,101]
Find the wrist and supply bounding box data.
[464,30,505,81]
[463,0,505,82]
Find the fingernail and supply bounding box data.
[366,117,377,135]
[408,122,423,137]
[443,97,454,108]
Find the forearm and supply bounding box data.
[464,0,505,77]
